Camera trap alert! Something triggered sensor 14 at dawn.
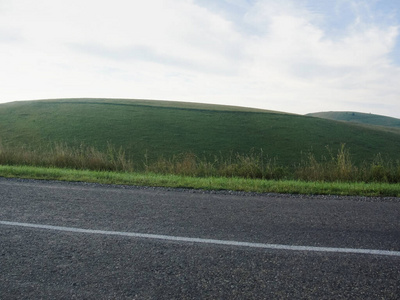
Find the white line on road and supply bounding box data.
[1,220,400,257]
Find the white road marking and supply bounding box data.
[1,220,400,257]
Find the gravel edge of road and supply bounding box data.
[1,176,399,203]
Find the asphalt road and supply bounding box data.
[1,177,399,299]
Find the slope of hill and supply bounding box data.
[306,111,400,129]
[1,99,400,169]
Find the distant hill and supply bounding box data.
[306,111,400,129]
[1,99,400,169]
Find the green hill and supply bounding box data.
[306,111,400,130]
[1,99,400,169]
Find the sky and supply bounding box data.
[1,0,400,117]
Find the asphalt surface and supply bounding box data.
[1,177,399,299]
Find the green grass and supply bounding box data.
[2,98,400,170]
[2,98,400,197]
[2,142,400,183]
[1,165,399,197]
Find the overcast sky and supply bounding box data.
[1,0,400,117]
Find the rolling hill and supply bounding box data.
[306,111,400,129]
[1,98,400,169]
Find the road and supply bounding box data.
[1,177,399,299]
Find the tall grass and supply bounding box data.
[144,150,286,180]
[1,142,400,183]
[0,142,133,172]
[295,144,355,182]
[295,144,400,183]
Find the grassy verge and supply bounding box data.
[2,142,400,183]
[1,165,399,197]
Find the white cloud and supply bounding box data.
[238,0,400,115]
[1,0,400,117]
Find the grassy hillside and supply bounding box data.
[306,111,400,130]
[1,99,400,170]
